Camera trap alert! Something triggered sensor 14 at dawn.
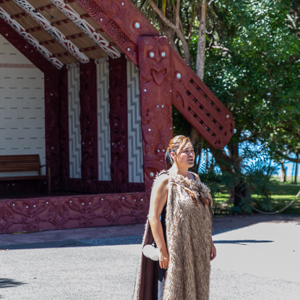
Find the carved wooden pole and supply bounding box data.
[109,54,129,192]
[58,66,69,190]
[138,36,174,194]
[45,69,61,191]
[80,61,98,193]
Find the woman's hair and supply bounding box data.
[165,135,191,169]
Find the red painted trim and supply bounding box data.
[11,12,26,19]
[35,4,55,12]
[0,63,36,68]
[26,26,43,33]
[39,39,56,45]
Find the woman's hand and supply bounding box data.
[210,240,217,261]
[159,249,169,269]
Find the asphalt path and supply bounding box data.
[0,215,299,300]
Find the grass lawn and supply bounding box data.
[212,178,300,215]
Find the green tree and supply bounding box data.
[133,0,300,210]
[203,0,300,206]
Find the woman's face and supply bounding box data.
[175,142,195,168]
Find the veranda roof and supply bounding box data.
[0,0,122,69]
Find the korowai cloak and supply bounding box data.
[133,173,212,300]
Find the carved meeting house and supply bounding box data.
[0,0,234,234]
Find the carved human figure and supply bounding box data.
[138,36,173,190]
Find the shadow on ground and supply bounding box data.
[0,278,27,299]
[214,239,274,245]
[1,235,143,250]
[212,214,300,235]
[0,278,26,288]
[0,214,299,251]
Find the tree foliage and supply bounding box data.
[134,0,204,65]
[133,0,300,210]
[203,0,299,193]
[200,0,300,207]
[205,0,299,137]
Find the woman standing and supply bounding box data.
[134,135,216,300]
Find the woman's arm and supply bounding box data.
[148,175,169,269]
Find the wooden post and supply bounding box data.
[138,36,173,194]
[109,54,129,192]
[80,61,98,193]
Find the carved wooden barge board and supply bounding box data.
[76,0,234,149]
[77,0,159,66]
[170,48,234,148]
[49,0,120,59]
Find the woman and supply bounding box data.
[134,135,216,300]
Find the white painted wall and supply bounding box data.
[0,34,46,175]
[68,67,81,179]
[97,61,111,181]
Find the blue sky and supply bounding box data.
[197,146,299,177]
[281,161,300,177]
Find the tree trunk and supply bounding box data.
[197,136,203,172]
[210,147,232,173]
[163,26,178,53]
[191,135,203,173]
[280,161,286,182]
[233,182,247,207]
[190,0,207,172]
[196,0,207,79]
[205,149,209,169]
[227,142,245,207]
[149,0,190,65]
[294,152,299,185]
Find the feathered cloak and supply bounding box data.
[134,173,212,300]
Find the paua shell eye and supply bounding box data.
[149,52,155,58]
[161,51,166,57]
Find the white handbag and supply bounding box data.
[142,244,160,261]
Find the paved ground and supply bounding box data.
[0,214,299,300]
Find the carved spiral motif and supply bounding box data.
[106,20,128,46]
[83,0,103,18]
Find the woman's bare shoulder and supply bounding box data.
[153,173,169,188]
[189,171,201,182]
[150,173,169,206]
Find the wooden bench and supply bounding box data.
[0,154,51,194]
